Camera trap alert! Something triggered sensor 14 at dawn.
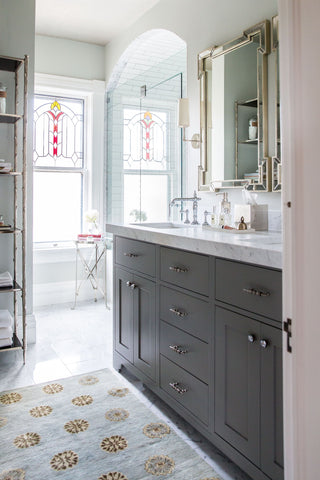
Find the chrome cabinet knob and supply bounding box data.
[248,334,255,343]
[126,281,137,289]
[260,339,268,348]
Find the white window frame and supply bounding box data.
[33,73,105,258]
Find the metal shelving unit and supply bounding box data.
[0,54,28,363]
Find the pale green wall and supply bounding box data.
[35,35,105,81]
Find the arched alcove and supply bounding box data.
[106,29,187,224]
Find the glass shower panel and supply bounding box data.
[137,73,182,224]
[107,72,184,225]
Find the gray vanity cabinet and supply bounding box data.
[114,236,156,382]
[260,323,284,480]
[113,235,283,480]
[114,266,156,381]
[215,307,261,465]
[214,260,283,480]
[133,273,156,380]
[114,267,134,363]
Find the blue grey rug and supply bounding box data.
[0,369,221,480]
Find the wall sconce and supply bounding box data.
[177,98,200,149]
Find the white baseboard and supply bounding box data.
[33,280,105,308]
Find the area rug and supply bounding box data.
[0,369,222,480]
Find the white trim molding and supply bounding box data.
[279,0,320,479]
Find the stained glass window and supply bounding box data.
[33,95,84,168]
[122,106,176,223]
[123,108,167,170]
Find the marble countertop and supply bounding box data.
[105,222,282,269]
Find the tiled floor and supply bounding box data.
[0,300,250,480]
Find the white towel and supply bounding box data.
[0,271,13,287]
[0,326,13,339]
[0,309,13,328]
[0,337,12,348]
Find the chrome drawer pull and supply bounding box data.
[169,345,188,355]
[126,281,137,289]
[260,339,268,349]
[243,287,270,297]
[169,266,188,273]
[169,307,187,317]
[123,252,138,258]
[248,334,255,343]
[169,382,188,395]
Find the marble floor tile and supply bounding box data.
[65,357,111,375]
[31,358,72,383]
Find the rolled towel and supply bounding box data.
[0,337,12,348]
[0,309,13,328]
[0,271,13,287]
[0,326,13,339]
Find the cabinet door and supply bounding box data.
[133,274,156,381]
[215,307,260,465]
[260,324,284,480]
[114,268,134,363]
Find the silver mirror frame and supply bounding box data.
[198,20,271,191]
[271,15,281,191]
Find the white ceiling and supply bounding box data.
[35,0,161,46]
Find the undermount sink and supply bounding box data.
[131,222,198,229]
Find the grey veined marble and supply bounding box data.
[105,223,282,269]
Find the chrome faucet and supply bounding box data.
[169,190,201,225]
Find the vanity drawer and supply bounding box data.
[215,258,282,321]
[160,247,209,296]
[160,321,209,384]
[160,355,209,425]
[160,286,210,342]
[115,237,156,277]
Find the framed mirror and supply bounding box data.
[271,15,281,191]
[198,20,270,191]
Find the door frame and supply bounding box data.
[279,0,320,478]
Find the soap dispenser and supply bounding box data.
[216,192,231,226]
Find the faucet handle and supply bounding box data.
[181,209,190,224]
